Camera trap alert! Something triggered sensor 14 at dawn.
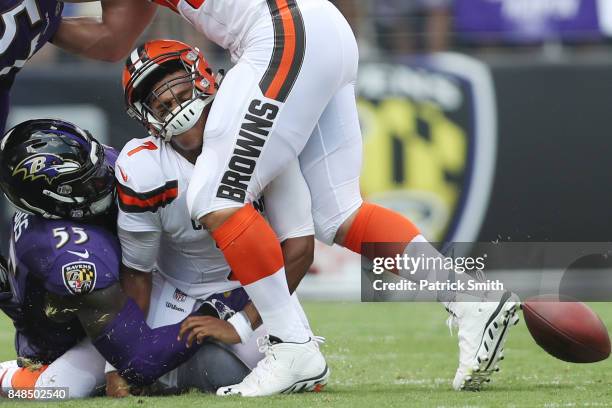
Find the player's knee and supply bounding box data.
[333,207,362,246]
[176,341,250,393]
[314,205,362,246]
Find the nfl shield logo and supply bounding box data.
[173,288,187,302]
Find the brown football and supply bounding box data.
[522,295,611,363]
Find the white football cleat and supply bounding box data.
[449,291,520,391]
[216,336,329,397]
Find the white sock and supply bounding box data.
[398,235,465,314]
[244,268,309,343]
[290,293,313,336]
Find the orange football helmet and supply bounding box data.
[122,39,222,141]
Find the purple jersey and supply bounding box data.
[0,0,63,131]
[0,0,63,88]
[0,211,120,363]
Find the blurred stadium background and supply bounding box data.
[5,0,612,300]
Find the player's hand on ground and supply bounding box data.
[105,371,131,398]
[178,316,241,346]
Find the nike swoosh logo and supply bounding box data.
[67,249,89,259]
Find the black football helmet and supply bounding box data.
[0,119,116,220]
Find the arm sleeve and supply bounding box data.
[92,297,203,386]
[117,228,161,273]
[264,160,315,242]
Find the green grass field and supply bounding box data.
[1,302,612,407]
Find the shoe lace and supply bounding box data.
[256,335,273,354]
[241,336,277,386]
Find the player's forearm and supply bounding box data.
[92,298,202,386]
[54,0,156,62]
[54,17,123,62]
[242,302,262,330]
[73,285,200,386]
[120,264,152,316]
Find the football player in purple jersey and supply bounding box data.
[0,0,153,133]
[0,119,248,398]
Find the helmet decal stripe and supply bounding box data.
[130,48,143,73]
[138,45,149,65]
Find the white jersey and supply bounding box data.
[116,137,239,298]
[153,0,308,61]
[116,137,313,299]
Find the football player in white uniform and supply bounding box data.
[56,0,520,396]
[112,39,327,397]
